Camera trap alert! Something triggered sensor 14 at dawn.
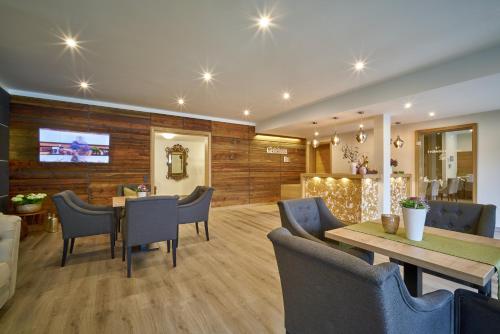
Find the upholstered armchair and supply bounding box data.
[53,191,115,267]
[268,227,454,334]
[0,214,21,308]
[277,198,374,264]
[454,289,500,333]
[426,200,496,238]
[122,196,179,277]
[178,186,214,242]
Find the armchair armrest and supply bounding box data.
[477,205,496,238]
[316,198,345,230]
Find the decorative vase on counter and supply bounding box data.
[16,203,42,214]
[358,166,367,175]
[350,162,358,175]
[137,192,148,198]
[402,208,428,241]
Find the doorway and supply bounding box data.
[150,127,211,196]
[415,123,477,202]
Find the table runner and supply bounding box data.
[345,222,500,298]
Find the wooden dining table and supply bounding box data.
[326,223,499,297]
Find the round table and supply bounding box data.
[10,210,48,240]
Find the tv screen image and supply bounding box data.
[39,128,110,163]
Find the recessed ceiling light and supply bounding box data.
[404,102,412,109]
[177,98,185,106]
[202,71,213,82]
[243,109,250,116]
[314,131,319,137]
[282,91,291,100]
[65,37,78,49]
[79,81,89,89]
[161,133,176,140]
[354,61,365,72]
[429,112,435,117]
[258,15,271,29]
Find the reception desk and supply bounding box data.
[301,173,411,224]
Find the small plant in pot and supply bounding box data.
[136,184,149,198]
[11,193,47,213]
[400,197,430,241]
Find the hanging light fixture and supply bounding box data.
[355,111,367,144]
[393,121,404,149]
[331,116,340,146]
[311,121,320,148]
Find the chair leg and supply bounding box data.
[110,232,115,259]
[167,240,171,253]
[122,239,126,261]
[61,239,69,267]
[195,222,199,234]
[127,246,132,278]
[177,225,180,247]
[69,238,75,254]
[172,239,177,267]
[204,220,209,241]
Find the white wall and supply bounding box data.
[329,109,500,226]
[331,129,375,173]
[394,109,500,226]
[154,135,207,196]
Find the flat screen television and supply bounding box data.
[39,128,110,163]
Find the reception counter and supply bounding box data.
[301,173,411,224]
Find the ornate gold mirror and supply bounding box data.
[166,144,189,180]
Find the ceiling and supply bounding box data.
[1,0,500,133]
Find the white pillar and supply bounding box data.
[373,114,391,215]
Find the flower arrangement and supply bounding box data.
[390,158,398,167]
[11,193,47,205]
[341,145,359,164]
[399,197,429,210]
[358,154,369,168]
[137,184,149,192]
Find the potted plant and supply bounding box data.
[11,193,47,213]
[342,145,359,175]
[399,197,429,241]
[137,184,149,198]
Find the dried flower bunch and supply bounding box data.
[137,184,149,192]
[341,145,359,164]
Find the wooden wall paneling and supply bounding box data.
[9,96,306,210]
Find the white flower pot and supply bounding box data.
[402,207,428,241]
[16,203,42,214]
[350,162,358,175]
[137,192,148,198]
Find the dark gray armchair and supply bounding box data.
[426,201,496,238]
[178,186,214,242]
[454,289,500,334]
[122,196,178,277]
[53,191,115,267]
[268,227,454,334]
[277,197,374,264]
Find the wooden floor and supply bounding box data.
[0,204,498,333]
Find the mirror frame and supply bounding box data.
[166,144,189,181]
[414,123,477,202]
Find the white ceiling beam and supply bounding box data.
[257,44,500,132]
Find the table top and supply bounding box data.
[325,223,500,287]
[9,209,48,217]
[112,196,132,208]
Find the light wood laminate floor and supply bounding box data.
[0,204,498,333]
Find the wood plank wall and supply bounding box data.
[8,96,305,212]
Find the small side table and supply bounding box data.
[10,210,48,240]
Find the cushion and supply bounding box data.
[123,187,137,197]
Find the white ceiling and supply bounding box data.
[1,0,500,133]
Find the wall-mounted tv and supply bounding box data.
[39,128,110,163]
